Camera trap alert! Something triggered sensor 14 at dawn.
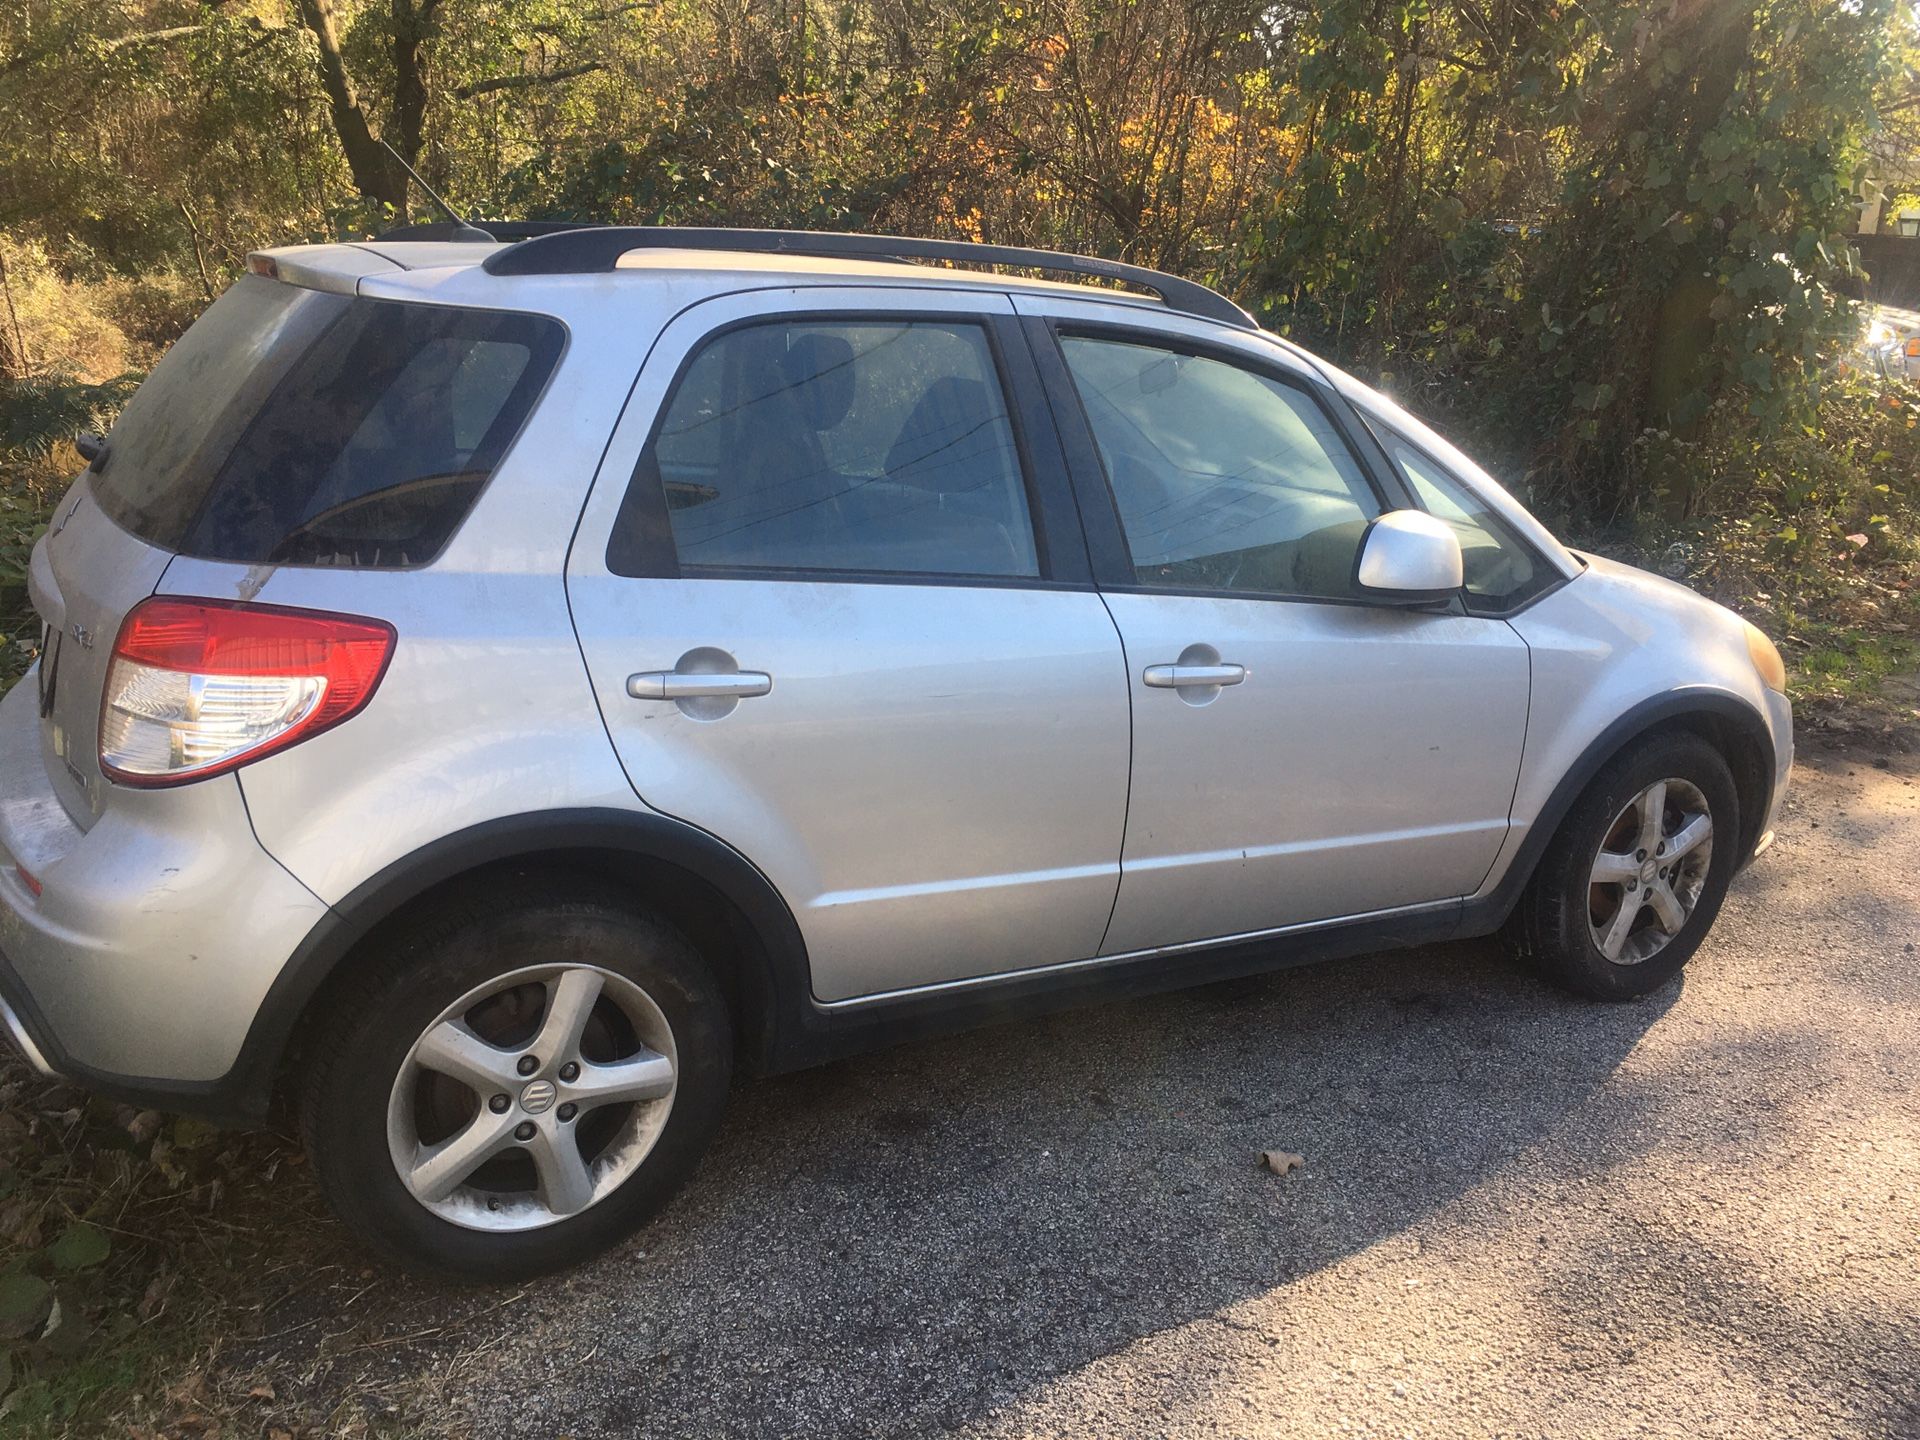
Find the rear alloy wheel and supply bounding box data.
[1508,731,1740,1000]
[387,964,679,1232]
[301,888,730,1281]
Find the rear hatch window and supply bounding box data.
[92,275,564,567]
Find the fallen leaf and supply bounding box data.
[48,1220,111,1271]
[0,1272,51,1339]
[248,1382,277,1401]
[1260,1149,1305,1175]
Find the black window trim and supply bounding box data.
[1024,315,1472,613]
[604,307,1094,591]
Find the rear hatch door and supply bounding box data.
[27,274,351,824]
[28,481,174,824]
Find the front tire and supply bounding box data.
[1508,730,1740,1000]
[298,886,731,1282]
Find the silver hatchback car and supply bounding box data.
[0,228,1791,1279]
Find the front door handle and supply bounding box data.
[627,670,773,700]
[1142,662,1247,689]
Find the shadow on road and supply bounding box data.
[464,935,1676,1437]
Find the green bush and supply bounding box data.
[1609,376,1920,717]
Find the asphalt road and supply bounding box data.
[460,747,1919,1440]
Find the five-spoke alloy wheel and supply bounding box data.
[387,964,679,1231]
[301,886,730,1281]
[1585,778,1715,966]
[1508,730,1740,1000]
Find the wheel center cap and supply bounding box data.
[1639,859,1660,885]
[520,1079,557,1115]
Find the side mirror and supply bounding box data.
[1355,509,1463,605]
[73,431,106,470]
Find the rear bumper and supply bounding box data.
[0,983,54,1076]
[0,674,330,1119]
[0,947,264,1120]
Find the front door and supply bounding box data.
[1026,306,1531,956]
[567,288,1131,1001]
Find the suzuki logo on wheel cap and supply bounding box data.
[520,1080,557,1115]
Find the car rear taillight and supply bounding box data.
[99,598,395,786]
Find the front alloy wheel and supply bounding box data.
[1586,778,1714,965]
[1508,730,1740,1000]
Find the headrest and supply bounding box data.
[782,332,857,432]
[884,377,994,490]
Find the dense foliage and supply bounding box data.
[0,0,1918,688]
[3,0,1914,515]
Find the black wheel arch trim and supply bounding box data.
[1461,686,1777,935]
[29,808,818,1125]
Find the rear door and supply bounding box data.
[1018,298,1531,955]
[567,287,1132,1002]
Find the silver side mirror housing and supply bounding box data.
[1355,509,1464,605]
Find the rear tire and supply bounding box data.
[298,885,731,1282]
[1507,730,1740,1000]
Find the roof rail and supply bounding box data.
[478,226,1256,330]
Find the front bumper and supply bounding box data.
[0,673,330,1112]
[1753,687,1794,860]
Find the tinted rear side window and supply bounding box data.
[614,319,1040,579]
[94,278,564,567]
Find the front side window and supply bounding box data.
[1057,335,1380,598]
[1384,433,1550,614]
[630,319,1039,579]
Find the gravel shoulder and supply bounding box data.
[442,745,1919,1440]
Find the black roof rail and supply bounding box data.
[478,226,1256,330]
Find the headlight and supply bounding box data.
[1744,621,1787,694]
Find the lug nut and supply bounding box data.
[517,1055,539,1076]
[488,1093,510,1114]
[557,1102,577,1122]
[514,1121,536,1142]
[559,1061,580,1082]
[1656,841,1666,856]
[1635,849,1647,862]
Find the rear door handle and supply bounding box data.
[1142,662,1247,688]
[627,670,773,700]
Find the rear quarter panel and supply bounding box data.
[171,276,676,905]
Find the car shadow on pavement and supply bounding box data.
[466,937,1679,1438]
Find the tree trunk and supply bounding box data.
[389,0,438,187]
[296,0,407,211]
